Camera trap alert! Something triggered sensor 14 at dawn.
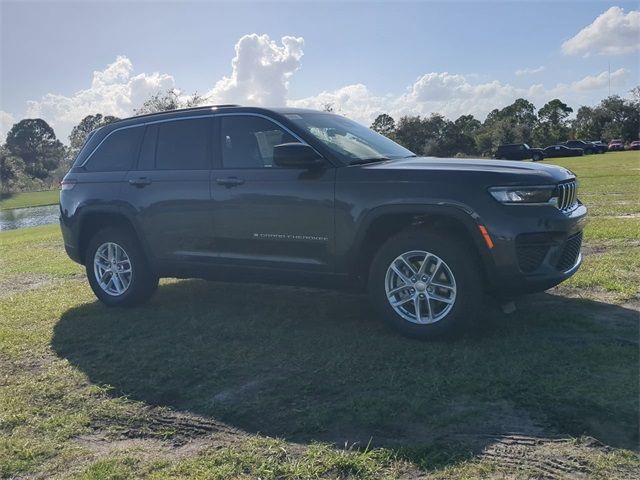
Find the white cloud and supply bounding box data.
[20,35,304,140]
[292,72,519,122]
[291,68,630,124]
[25,55,176,141]
[0,110,16,143]
[515,66,546,76]
[290,84,392,125]
[4,33,635,143]
[562,6,640,56]
[395,74,520,119]
[206,34,304,105]
[571,68,627,91]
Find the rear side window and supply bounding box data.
[155,118,210,170]
[85,127,144,172]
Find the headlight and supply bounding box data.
[489,186,556,204]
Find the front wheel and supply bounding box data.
[532,153,542,162]
[368,230,483,339]
[85,227,158,307]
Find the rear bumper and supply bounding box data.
[60,216,82,264]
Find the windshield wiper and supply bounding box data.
[348,157,390,165]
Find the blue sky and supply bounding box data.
[1,1,638,141]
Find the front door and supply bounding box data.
[210,114,335,272]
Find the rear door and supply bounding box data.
[78,125,145,215]
[123,117,214,262]
[209,114,335,272]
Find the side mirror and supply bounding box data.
[273,143,324,168]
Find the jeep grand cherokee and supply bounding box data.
[60,106,587,338]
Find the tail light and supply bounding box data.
[60,178,77,190]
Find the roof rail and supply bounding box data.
[121,104,242,122]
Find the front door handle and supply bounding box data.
[129,177,152,187]
[215,177,245,187]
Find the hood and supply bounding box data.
[360,156,575,184]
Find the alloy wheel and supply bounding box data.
[384,250,457,324]
[93,242,133,296]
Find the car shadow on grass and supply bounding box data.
[52,279,639,462]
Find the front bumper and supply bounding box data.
[482,202,587,296]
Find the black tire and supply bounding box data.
[85,227,158,307]
[368,229,483,339]
[532,153,542,162]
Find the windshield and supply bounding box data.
[285,112,414,164]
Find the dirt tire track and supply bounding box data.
[480,434,596,479]
[90,406,247,446]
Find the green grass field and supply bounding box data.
[0,189,59,210]
[1,151,638,479]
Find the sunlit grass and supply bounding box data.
[0,190,59,210]
[0,151,638,478]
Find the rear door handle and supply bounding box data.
[215,177,245,187]
[129,177,152,187]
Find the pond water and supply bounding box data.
[0,204,59,231]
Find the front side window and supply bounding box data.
[220,116,296,168]
[85,126,144,172]
[155,118,210,170]
[285,113,413,164]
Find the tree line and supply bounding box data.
[1,88,638,194]
[371,89,639,158]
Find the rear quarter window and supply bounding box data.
[84,126,144,172]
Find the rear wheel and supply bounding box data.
[368,230,482,339]
[85,227,158,307]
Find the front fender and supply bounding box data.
[340,202,495,280]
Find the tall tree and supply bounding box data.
[599,95,639,141]
[370,113,396,138]
[452,114,481,155]
[499,98,537,144]
[394,116,427,154]
[571,93,639,142]
[69,114,120,153]
[475,99,538,154]
[534,99,573,145]
[572,106,605,141]
[420,113,449,157]
[0,146,26,193]
[5,119,65,179]
[135,89,205,115]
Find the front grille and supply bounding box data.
[555,232,583,271]
[557,180,578,211]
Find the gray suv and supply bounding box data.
[60,106,586,338]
